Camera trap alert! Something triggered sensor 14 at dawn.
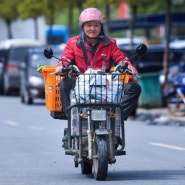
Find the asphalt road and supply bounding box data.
[0,96,185,185]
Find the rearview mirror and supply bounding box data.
[136,44,147,56]
[44,47,53,59]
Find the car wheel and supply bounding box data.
[3,85,9,95]
[20,92,25,103]
[3,74,11,95]
[24,90,33,104]
[0,82,4,95]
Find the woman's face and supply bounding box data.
[83,21,102,38]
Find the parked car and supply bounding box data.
[120,44,185,109]
[115,36,146,48]
[120,44,164,73]
[20,46,64,104]
[161,35,185,49]
[0,39,43,95]
[120,44,185,74]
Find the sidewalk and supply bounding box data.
[135,107,185,126]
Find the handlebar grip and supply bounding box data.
[61,67,71,74]
[59,65,81,76]
[115,63,128,73]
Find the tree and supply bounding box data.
[18,0,64,39]
[163,0,172,85]
[126,0,141,52]
[138,0,185,14]
[84,0,120,21]
[137,0,185,85]
[61,0,86,37]
[0,0,21,38]
[18,0,45,39]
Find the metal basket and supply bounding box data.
[71,73,131,105]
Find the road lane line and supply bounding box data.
[27,126,44,130]
[4,120,19,126]
[150,142,185,151]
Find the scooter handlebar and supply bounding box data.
[50,65,81,76]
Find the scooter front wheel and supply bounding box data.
[93,135,108,181]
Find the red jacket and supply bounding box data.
[57,34,133,73]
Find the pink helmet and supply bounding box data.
[79,8,104,26]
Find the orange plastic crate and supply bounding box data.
[40,66,62,112]
[40,66,132,111]
[119,74,133,84]
[110,67,133,84]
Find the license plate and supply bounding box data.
[91,110,106,121]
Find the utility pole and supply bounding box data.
[128,0,139,55]
[163,0,172,85]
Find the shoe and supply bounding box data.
[62,141,68,148]
[62,128,69,142]
[116,136,123,146]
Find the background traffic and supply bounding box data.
[0,1,185,113]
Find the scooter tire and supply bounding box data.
[93,135,108,181]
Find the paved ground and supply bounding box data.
[132,108,185,126]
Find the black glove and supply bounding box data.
[115,63,128,73]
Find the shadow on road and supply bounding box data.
[107,169,185,181]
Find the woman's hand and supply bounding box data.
[128,65,138,76]
[55,65,81,76]
[55,66,67,75]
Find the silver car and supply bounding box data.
[20,46,64,104]
[0,39,43,95]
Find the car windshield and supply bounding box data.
[9,47,29,63]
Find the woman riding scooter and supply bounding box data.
[55,7,141,141]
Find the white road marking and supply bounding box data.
[3,120,44,130]
[4,120,19,126]
[27,126,44,130]
[150,142,185,151]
